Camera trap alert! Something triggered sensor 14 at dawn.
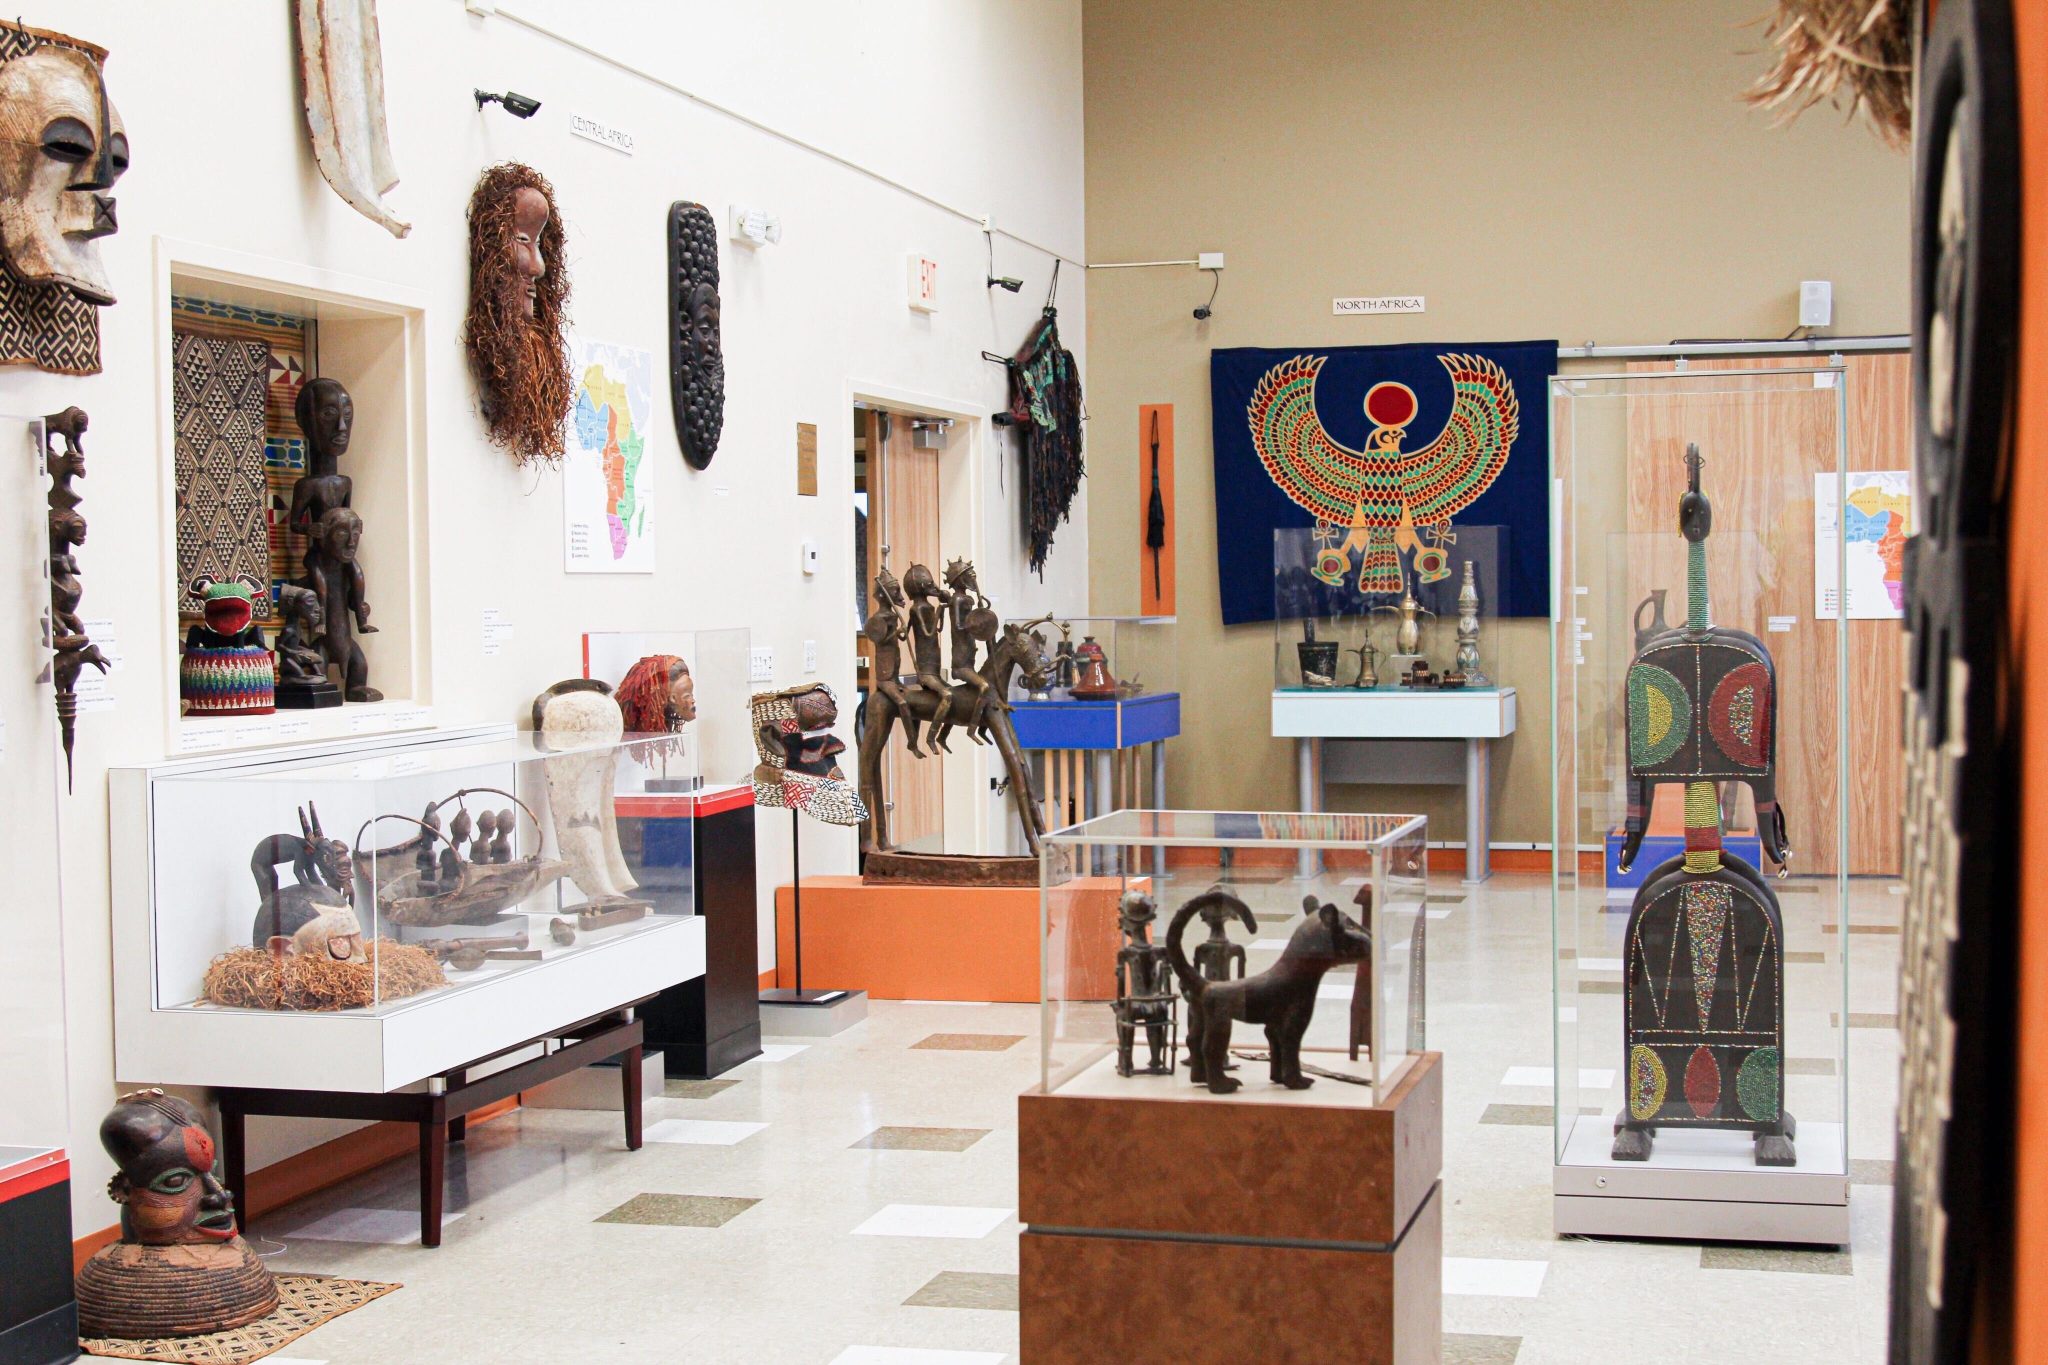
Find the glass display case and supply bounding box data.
[581,628,755,795]
[1039,809,1427,1106]
[1005,616,1181,834]
[111,727,710,1094]
[1550,366,1855,1243]
[1272,525,1506,691]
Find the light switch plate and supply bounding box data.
[749,647,774,683]
[803,640,818,673]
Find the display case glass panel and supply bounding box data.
[1550,367,1855,1230]
[1001,615,1177,703]
[581,627,755,792]
[1039,810,1426,1106]
[3,413,70,1160]
[1273,526,1506,691]
[147,730,697,1019]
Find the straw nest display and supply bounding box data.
[202,939,445,1011]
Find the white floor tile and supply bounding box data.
[830,1349,1008,1365]
[1501,1066,1614,1090]
[1578,956,1624,973]
[1426,908,1454,919]
[851,1203,1013,1239]
[1252,937,1293,950]
[1316,981,1358,1002]
[285,1207,463,1245]
[754,1043,809,1062]
[1443,1256,1549,1298]
[900,999,991,1006]
[642,1118,768,1146]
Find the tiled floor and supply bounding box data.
[138,872,1898,1364]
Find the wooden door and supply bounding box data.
[1624,354,1909,876]
[868,408,945,852]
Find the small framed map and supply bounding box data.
[564,335,655,573]
[1813,470,1910,619]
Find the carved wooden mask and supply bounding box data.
[667,202,724,470]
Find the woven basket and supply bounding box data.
[76,1238,279,1339]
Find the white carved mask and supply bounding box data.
[0,43,125,304]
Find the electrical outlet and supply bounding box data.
[749,647,774,683]
[803,640,818,673]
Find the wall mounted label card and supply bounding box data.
[796,422,818,496]
[569,113,635,155]
[74,616,121,713]
[1333,296,1425,315]
[276,716,314,741]
[176,722,231,753]
[1813,470,1911,619]
[1767,615,1797,633]
[564,335,656,574]
[482,607,514,657]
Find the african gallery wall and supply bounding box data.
[1082,0,1912,847]
[3,0,1089,1234]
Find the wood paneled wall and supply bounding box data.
[1623,355,1908,876]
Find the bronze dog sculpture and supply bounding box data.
[1168,888,1371,1094]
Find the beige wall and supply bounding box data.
[1082,0,1910,847]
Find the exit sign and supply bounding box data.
[907,254,939,312]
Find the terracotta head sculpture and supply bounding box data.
[465,161,570,465]
[0,28,124,305]
[101,1090,237,1246]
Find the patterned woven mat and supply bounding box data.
[80,1274,399,1364]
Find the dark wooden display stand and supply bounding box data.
[217,1006,645,1249]
[1019,1051,1443,1364]
[0,1149,77,1364]
[620,787,762,1077]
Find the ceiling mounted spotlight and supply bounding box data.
[475,89,542,119]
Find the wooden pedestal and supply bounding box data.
[0,1151,76,1364]
[1019,1052,1443,1364]
[626,794,762,1077]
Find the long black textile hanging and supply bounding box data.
[996,262,1084,577]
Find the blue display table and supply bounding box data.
[1013,693,1180,852]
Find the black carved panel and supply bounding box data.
[667,202,724,471]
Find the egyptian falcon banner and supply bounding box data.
[1209,339,1555,625]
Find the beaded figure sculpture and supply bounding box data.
[1616,444,1791,874]
[751,682,868,826]
[179,575,276,716]
[1612,446,1792,1166]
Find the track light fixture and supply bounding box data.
[475,89,542,119]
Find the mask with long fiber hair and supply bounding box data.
[464,161,571,465]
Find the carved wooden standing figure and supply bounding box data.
[1612,446,1792,1167]
[44,405,103,788]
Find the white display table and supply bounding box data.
[1270,687,1517,883]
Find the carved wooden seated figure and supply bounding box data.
[74,1090,279,1339]
[1112,892,1177,1077]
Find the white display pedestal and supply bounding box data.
[1271,687,1516,883]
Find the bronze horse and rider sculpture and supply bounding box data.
[859,557,1054,860]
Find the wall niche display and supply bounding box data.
[667,201,723,471]
[293,0,410,238]
[0,23,126,374]
[466,162,571,465]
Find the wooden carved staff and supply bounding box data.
[45,406,105,791]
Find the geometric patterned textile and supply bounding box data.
[77,1274,399,1364]
[0,24,107,374]
[171,296,314,625]
[173,335,272,620]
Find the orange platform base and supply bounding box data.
[773,875,1127,1003]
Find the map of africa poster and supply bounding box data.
[563,335,655,574]
[1813,470,1910,619]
